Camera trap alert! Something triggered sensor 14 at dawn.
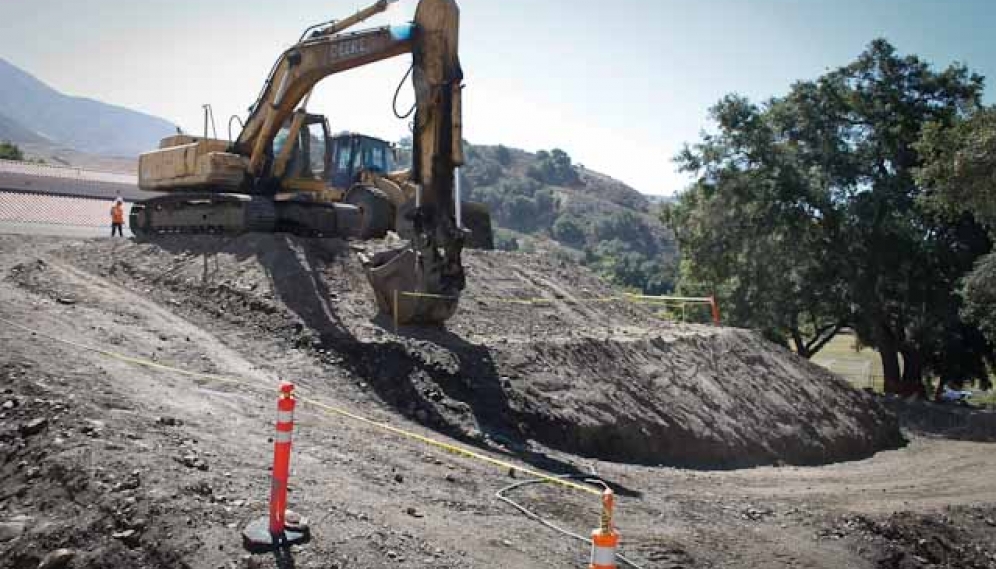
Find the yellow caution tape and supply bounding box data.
[400,290,715,307]
[624,293,714,303]
[0,316,600,496]
[299,397,599,495]
[398,290,713,304]
[399,291,550,305]
[395,291,459,301]
[0,317,256,389]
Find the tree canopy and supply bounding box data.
[527,148,580,186]
[917,107,996,352]
[669,39,994,392]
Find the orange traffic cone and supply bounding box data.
[589,488,619,569]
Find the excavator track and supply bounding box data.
[129,193,274,237]
[130,192,366,239]
[245,197,278,233]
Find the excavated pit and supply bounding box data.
[53,233,904,468]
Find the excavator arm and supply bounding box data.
[363,0,466,324]
[234,0,467,325]
[235,24,410,175]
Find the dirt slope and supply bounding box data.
[1,234,994,569]
[53,234,902,468]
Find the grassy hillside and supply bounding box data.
[459,143,677,294]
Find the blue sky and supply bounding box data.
[2,0,994,195]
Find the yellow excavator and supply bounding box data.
[131,0,487,324]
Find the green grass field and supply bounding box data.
[811,332,995,406]
[811,332,884,390]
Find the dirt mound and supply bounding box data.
[53,234,903,468]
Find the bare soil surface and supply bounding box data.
[52,233,901,468]
[1,233,994,569]
[879,397,996,443]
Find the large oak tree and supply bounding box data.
[669,40,994,393]
[918,107,996,360]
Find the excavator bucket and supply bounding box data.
[363,247,460,325]
[363,0,466,327]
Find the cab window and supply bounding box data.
[273,126,292,156]
[337,144,352,172]
[305,123,326,178]
[365,145,384,172]
[360,140,391,173]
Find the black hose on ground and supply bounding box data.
[495,474,647,569]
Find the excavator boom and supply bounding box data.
[237,25,413,176]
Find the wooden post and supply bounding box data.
[708,296,721,326]
[528,300,534,341]
[393,289,400,333]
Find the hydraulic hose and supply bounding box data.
[392,63,417,119]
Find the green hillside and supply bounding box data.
[459,143,677,294]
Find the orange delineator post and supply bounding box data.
[708,295,721,326]
[589,488,619,569]
[243,381,309,552]
[269,381,296,534]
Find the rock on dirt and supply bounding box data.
[37,548,75,569]
[18,417,47,437]
[155,415,182,427]
[111,529,140,546]
[175,453,208,471]
[0,520,27,542]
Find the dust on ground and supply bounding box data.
[1,233,994,569]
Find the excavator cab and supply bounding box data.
[329,133,395,188]
[272,119,399,239]
[273,118,396,192]
[272,113,332,192]
[274,116,492,251]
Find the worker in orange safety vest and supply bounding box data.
[110,197,125,237]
